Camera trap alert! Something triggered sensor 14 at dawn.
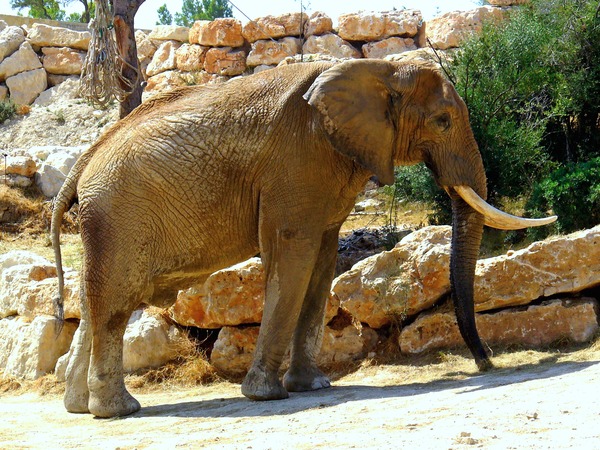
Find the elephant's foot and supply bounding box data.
[64,389,90,414]
[241,365,289,401]
[283,365,331,392]
[88,383,141,418]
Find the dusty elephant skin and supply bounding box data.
[51,59,549,418]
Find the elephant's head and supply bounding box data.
[304,59,556,370]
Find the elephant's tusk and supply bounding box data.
[453,185,558,230]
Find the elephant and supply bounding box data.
[51,59,555,418]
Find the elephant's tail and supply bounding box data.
[51,146,97,330]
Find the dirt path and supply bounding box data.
[1,360,599,449]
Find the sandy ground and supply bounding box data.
[1,359,599,449]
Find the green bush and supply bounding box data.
[0,100,16,124]
[526,157,600,238]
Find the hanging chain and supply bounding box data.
[79,0,139,108]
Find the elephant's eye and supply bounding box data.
[434,113,452,132]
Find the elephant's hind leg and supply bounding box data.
[283,227,339,393]
[64,318,92,413]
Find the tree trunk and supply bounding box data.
[112,0,146,119]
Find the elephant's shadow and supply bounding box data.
[131,359,597,419]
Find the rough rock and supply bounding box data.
[0,42,42,82]
[0,315,77,380]
[148,25,189,43]
[0,257,80,320]
[338,10,422,42]
[203,47,247,76]
[135,30,157,59]
[243,13,309,43]
[427,6,506,50]
[190,18,244,47]
[210,322,378,375]
[41,47,85,75]
[44,149,78,175]
[474,225,600,311]
[34,162,66,197]
[0,26,26,62]
[362,37,417,59]
[5,68,47,105]
[304,12,333,37]
[1,155,37,177]
[171,257,340,329]
[399,298,599,354]
[175,43,208,72]
[26,23,91,51]
[33,77,80,107]
[246,37,302,67]
[146,40,182,77]
[332,226,452,328]
[303,34,362,60]
[122,308,186,373]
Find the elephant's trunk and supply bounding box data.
[449,195,493,371]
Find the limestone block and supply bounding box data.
[44,150,78,175]
[0,261,80,320]
[135,30,157,60]
[427,6,506,50]
[399,298,599,354]
[242,12,309,43]
[382,10,422,38]
[210,322,378,375]
[474,225,600,311]
[171,257,339,329]
[0,315,77,380]
[0,26,26,62]
[34,162,66,197]
[190,18,244,47]
[0,155,37,177]
[304,11,333,37]
[203,47,247,76]
[363,37,416,59]
[246,37,302,67]
[27,144,86,162]
[332,226,452,328]
[146,40,182,77]
[41,47,85,75]
[303,34,362,60]
[0,42,42,82]
[0,251,51,273]
[34,77,81,107]
[27,23,91,51]
[175,43,208,72]
[338,12,385,41]
[148,25,189,43]
[5,68,47,105]
[123,308,186,372]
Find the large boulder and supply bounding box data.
[0,42,42,82]
[304,12,333,37]
[203,47,247,76]
[5,67,47,105]
[0,26,26,62]
[242,13,309,43]
[0,155,37,177]
[399,298,599,354]
[303,34,361,60]
[34,162,66,197]
[338,10,422,42]
[362,37,417,59]
[175,43,208,72]
[189,18,244,47]
[148,25,189,43]
[427,6,506,49]
[247,37,302,67]
[0,315,77,380]
[146,40,182,77]
[27,23,91,51]
[41,47,86,75]
[332,226,452,328]
[171,257,340,329]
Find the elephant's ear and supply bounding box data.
[304,60,400,186]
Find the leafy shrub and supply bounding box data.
[0,100,16,124]
[526,157,600,238]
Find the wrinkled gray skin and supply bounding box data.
[52,60,491,418]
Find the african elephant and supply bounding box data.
[52,59,555,418]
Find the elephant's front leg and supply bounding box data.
[241,222,322,401]
[283,226,340,393]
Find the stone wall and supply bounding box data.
[0,1,525,106]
